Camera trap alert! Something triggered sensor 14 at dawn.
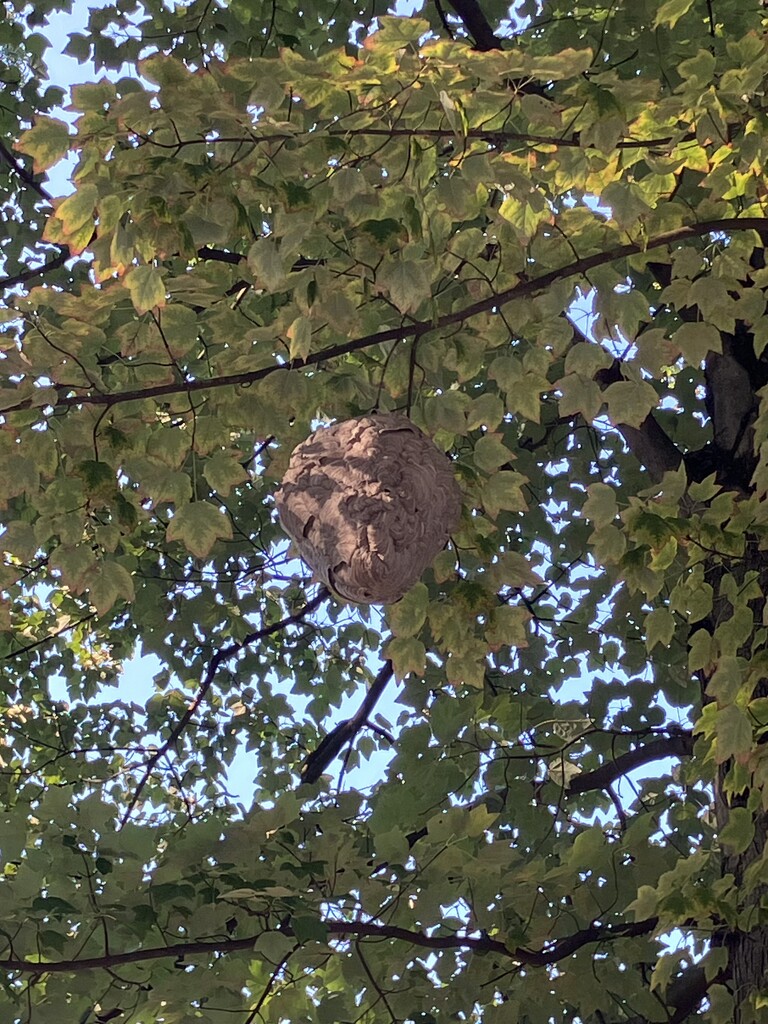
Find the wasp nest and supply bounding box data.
[275,414,461,604]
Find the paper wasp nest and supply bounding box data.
[275,414,461,604]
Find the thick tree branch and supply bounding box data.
[595,359,684,481]
[667,964,726,1020]
[119,586,329,826]
[567,733,693,795]
[4,217,767,416]
[300,658,395,784]
[1,915,658,975]
[446,0,503,50]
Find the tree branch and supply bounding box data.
[135,126,682,152]
[119,586,330,826]
[1,915,659,975]
[300,658,395,784]
[446,0,503,50]
[595,359,684,481]
[0,247,72,293]
[0,137,52,201]
[5,216,767,416]
[566,733,694,795]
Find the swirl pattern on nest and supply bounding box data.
[275,414,462,604]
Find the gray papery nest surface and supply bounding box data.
[275,414,462,604]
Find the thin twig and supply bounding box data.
[118,587,329,826]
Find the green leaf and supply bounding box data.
[387,582,428,638]
[166,502,234,558]
[87,561,135,615]
[715,705,753,763]
[583,483,618,528]
[379,259,431,314]
[386,636,427,678]
[604,380,659,428]
[720,807,755,854]
[126,265,167,313]
[291,915,328,944]
[673,322,723,365]
[203,452,248,496]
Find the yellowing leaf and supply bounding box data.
[87,561,135,616]
[247,238,287,292]
[720,807,755,855]
[15,116,72,172]
[529,48,593,79]
[590,524,626,563]
[287,316,312,361]
[156,305,199,357]
[583,483,618,528]
[166,502,233,558]
[564,343,613,377]
[557,374,603,421]
[379,260,431,314]
[714,704,753,763]
[485,604,530,649]
[488,551,542,589]
[482,471,528,518]
[50,544,98,593]
[386,635,426,679]
[653,0,694,28]
[387,582,428,638]
[673,322,723,366]
[54,184,99,235]
[604,380,659,429]
[645,607,675,651]
[474,433,511,472]
[204,452,249,495]
[203,452,248,496]
[498,193,551,242]
[126,266,167,314]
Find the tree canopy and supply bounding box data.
[3,0,768,1020]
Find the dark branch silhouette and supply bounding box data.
[300,658,395,784]
[447,0,503,50]
[5,217,767,416]
[133,126,685,153]
[567,733,694,795]
[0,248,72,292]
[1,914,659,974]
[0,137,52,201]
